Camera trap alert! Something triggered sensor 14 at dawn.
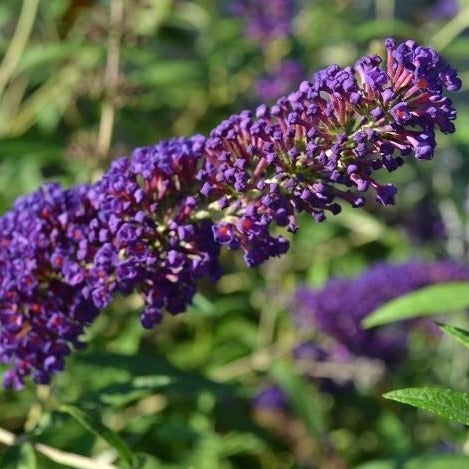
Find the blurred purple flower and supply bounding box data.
[432,0,460,19]
[256,260,469,412]
[254,384,290,411]
[292,341,329,361]
[255,59,304,102]
[231,0,295,46]
[292,261,469,363]
[404,198,447,244]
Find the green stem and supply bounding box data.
[0,0,39,97]
[0,426,118,469]
[97,0,124,158]
[430,7,469,51]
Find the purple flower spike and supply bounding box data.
[92,136,223,328]
[0,183,99,389]
[292,261,469,363]
[199,39,460,266]
[0,39,461,389]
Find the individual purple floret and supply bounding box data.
[230,0,295,46]
[253,384,290,412]
[292,261,469,363]
[255,59,304,102]
[0,184,99,389]
[0,39,462,389]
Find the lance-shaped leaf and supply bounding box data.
[383,387,469,426]
[437,322,469,350]
[362,282,469,328]
[59,404,136,467]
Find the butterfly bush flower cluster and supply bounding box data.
[255,260,469,412]
[0,39,461,389]
[0,184,100,389]
[90,137,222,329]
[203,38,460,265]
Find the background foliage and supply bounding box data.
[1,0,469,468]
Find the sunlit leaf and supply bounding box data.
[383,388,469,425]
[362,282,469,328]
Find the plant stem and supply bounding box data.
[211,332,304,381]
[0,0,39,97]
[97,0,124,157]
[0,426,119,469]
[431,7,469,51]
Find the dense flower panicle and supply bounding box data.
[292,261,469,363]
[255,59,304,102]
[91,136,222,328]
[230,0,294,46]
[199,39,460,268]
[0,39,462,388]
[0,184,99,389]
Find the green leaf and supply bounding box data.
[16,43,96,75]
[437,322,469,350]
[59,404,136,467]
[100,375,174,407]
[0,441,36,469]
[271,361,325,438]
[191,293,217,316]
[355,19,418,42]
[362,282,469,328]
[77,352,240,400]
[383,387,469,425]
[128,61,201,87]
[17,443,36,469]
[354,454,469,469]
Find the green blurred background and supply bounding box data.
[1,1,469,468]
